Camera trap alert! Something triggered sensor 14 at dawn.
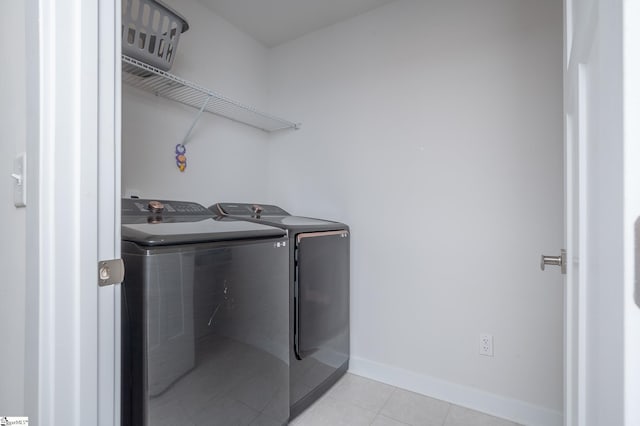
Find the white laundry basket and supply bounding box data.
[122,0,189,71]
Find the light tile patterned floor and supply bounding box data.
[290,373,521,426]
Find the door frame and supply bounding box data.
[564,0,639,424]
[97,0,122,424]
[23,0,121,424]
[623,1,640,424]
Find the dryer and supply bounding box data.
[212,203,350,420]
[121,198,290,426]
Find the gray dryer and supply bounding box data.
[212,203,350,421]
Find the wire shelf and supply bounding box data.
[122,55,300,132]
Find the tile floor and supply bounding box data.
[290,373,522,426]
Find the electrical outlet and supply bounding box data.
[479,334,493,357]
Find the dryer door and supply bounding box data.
[295,230,350,360]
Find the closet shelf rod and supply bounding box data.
[121,55,301,132]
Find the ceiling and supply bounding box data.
[196,0,397,47]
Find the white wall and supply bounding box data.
[267,0,564,423]
[122,0,272,205]
[0,1,27,416]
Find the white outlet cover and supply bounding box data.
[479,333,494,357]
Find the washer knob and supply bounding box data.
[148,200,165,214]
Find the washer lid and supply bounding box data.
[122,198,285,246]
[213,202,347,231]
[258,215,344,228]
[122,217,285,246]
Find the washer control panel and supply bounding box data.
[215,203,290,217]
[122,198,211,217]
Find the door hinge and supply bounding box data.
[98,259,125,287]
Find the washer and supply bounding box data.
[121,198,290,426]
[212,203,350,420]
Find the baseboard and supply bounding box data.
[348,356,562,426]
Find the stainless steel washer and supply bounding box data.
[121,198,290,426]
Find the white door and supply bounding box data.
[564,0,640,424]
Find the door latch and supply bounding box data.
[540,249,566,275]
[98,259,125,287]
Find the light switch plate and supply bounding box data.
[633,217,640,308]
[13,152,26,208]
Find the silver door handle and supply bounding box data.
[540,249,566,274]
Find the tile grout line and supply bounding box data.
[441,402,453,426]
[369,386,405,426]
[378,385,398,415]
[330,374,402,425]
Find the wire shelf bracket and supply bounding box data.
[122,55,301,133]
[181,94,212,146]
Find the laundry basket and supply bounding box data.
[122,0,189,71]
